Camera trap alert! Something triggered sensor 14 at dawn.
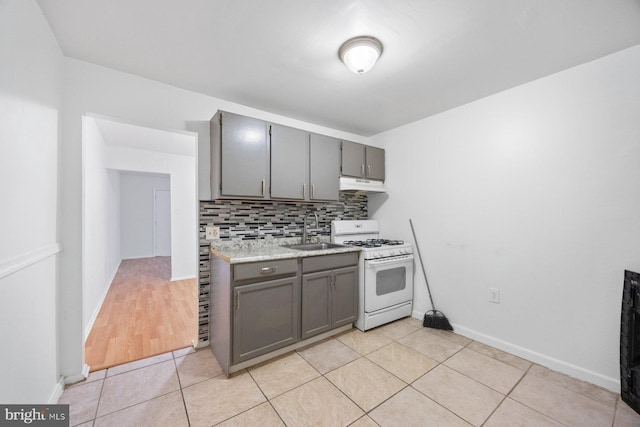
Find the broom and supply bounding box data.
[409,219,453,331]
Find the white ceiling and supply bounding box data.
[38,0,640,136]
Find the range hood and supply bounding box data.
[339,177,386,193]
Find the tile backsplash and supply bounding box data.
[197,192,368,343]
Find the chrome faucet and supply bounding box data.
[302,210,319,244]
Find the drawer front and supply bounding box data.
[302,252,359,274]
[233,258,298,282]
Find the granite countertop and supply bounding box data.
[210,236,361,264]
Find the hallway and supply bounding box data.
[85,257,198,372]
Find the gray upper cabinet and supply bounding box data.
[210,110,350,201]
[211,111,269,199]
[270,124,309,200]
[309,134,340,201]
[270,127,339,202]
[366,146,385,181]
[341,141,366,178]
[341,140,385,181]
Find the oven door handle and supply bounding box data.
[366,255,413,266]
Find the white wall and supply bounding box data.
[369,44,640,391]
[82,117,121,340]
[0,0,63,402]
[106,146,195,280]
[120,173,170,260]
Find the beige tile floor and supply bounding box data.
[60,317,640,426]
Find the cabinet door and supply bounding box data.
[232,276,298,363]
[309,134,340,201]
[301,271,331,340]
[220,112,268,198]
[270,124,308,200]
[332,266,358,328]
[366,146,385,181]
[341,140,366,178]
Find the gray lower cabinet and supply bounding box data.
[210,252,357,376]
[301,253,358,340]
[232,276,299,363]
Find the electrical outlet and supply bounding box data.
[205,225,220,240]
[489,288,500,304]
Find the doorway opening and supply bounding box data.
[82,114,198,372]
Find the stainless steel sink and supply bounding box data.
[281,242,346,251]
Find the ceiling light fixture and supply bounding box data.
[338,36,383,74]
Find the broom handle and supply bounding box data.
[409,219,436,311]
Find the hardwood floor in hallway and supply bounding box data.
[85,257,198,372]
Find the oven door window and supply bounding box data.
[376,267,406,295]
[364,257,414,312]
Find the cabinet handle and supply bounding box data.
[260,267,276,275]
[235,291,240,310]
[261,179,265,196]
[311,184,315,199]
[367,165,371,177]
[303,184,306,198]
[361,164,365,177]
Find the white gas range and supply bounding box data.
[331,220,414,331]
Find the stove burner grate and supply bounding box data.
[343,239,405,248]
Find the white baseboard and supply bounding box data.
[411,312,619,392]
[171,275,196,282]
[49,377,65,404]
[84,261,121,341]
[64,364,90,386]
[195,339,208,349]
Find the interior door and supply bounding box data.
[154,189,171,257]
